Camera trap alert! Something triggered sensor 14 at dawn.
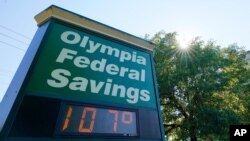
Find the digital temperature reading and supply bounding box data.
[56,103,138,137]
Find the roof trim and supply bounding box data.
[35,5,155,51]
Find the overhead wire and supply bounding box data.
[0,40,26,52]
[0,33,29,45]
[0,25,31,40]
[0,25,28,101]
[0,25,31,52]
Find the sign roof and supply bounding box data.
[35,5,155,51]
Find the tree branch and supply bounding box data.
[164,123,181,134]
[160,94,189,118]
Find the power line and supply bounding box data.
[0,40,26,52]
[0,33,29,45]
[0,25,31,40]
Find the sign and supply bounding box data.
[26,23,156,109]
[0,5,164,141]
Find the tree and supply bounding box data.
[152,32,250,140]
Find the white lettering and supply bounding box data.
[100,45,119,57]
[120,51,131,62]
[234,129,241,136]
[128,70,140,81]
[73,56,90,68]
[106,64,119,75]
[80,36,89,48]
[90,58,106,72]
[56,48,77,63]
[137,56,146,65]
[104,79,112,95]
[126,87,139,104]
[69,77,88,91]
[140,90,150,101]
[61,31,80,44]
[234,129,247,136]
[60,30,147,66]
[86,40,101,53]
[47,69,71,88]
[90,80,105,93]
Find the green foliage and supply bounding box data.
[152,32,250,141]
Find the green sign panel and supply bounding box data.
[26,23,156,108]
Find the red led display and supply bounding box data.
[55,103,138,137]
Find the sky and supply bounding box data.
[0,0,250,102]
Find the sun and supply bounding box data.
[175,32,196,64]
[176,33,193,50]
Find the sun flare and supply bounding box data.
[176,33,193,50]
[175,32,197,64]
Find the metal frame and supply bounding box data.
[0,21,53,141]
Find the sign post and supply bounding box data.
[0,5,165,141]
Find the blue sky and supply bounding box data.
[0,0,250,102]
